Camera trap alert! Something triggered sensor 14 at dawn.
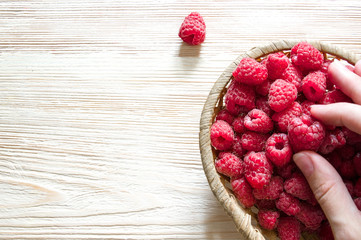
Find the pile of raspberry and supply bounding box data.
[211,42,361,240]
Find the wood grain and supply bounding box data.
[0,0,360,239]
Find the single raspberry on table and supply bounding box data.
[255,80,271,96]
[255,97,272,116]
[266,133,292,167]
[300,100,315,116]
[353,152,361,176]
[284,172,314,201]
[272,102,303,133]
[319,89,352,105]
[275,162,297,179]
[241,131,269,152]
[232,58,268,85]
[288,114,325,152]
[319,128,346,155]
[269,79,298,112]
[291,42,324,72]
[225,82,255,115]
[277,217,301,240]
[264,52,290,80]
[319,221,334,240]
[210,120,234,151]
[231,177,256,208]
[253,176,283,200]
[256,199,276,209]
[354,178,361,197]
[178,12,206,45]
[281,64,303,91]
[215,109,234,125]
[232,115,245,134]
[296,202,325,230]
[215,152,244,179]
[276,192,301,216]
[302,71,327,102]
[244,109,273,133]
[354,198,361,211]
[244,151,273,189]
[344,180,354,197]
[232,135,246,157]
[257,209,280,230]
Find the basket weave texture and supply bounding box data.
[199,40,359,240]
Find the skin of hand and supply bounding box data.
[293,59,361,240]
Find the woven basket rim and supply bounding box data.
[199,40,359,240]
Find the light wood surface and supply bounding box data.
[0,1,360,239]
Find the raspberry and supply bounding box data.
[244,109,273,133]
[241,131,268,152]
[353,152,361,176]
[302,71,327,102]
[277,217,301,240]
[210,120,234,151]
[354,178,361,197]
[215,152,244,179]
[320,59,333,76]
[325,151,342,170]
[253,176,283,200]
[255,80,271,96]
[300,100,315,116]
[232,115,245,134]
[275,162,296,179]
[232,58,268,85]
[272,102,302,132]
[265,52,290,80]
[319,89,352,105]
[244,151,273,189]
[225,82,255,115]
[344,180,354,197]
[319,128,346,155]
[266,133,292,167]
[319,221,334,240]
[281,64,303,91]
[288,115,325,152]
[291,42,324,72]
[255,97,272,116]
[284,172,314,201]
[232,135,246,157]
[336,144,355,159]
[354,198,361,211]
[340,159,357,179]
[276,192,301,216]
[296,202,325,230]
[231,177,256,208]
[342,127,361,145]
[178,12,206,45]
[215,109,234,125]
[256,199,276,209]
[258,209,280,230]
[269,79,298,112]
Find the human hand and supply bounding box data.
[293,60,361,240]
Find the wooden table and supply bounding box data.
[0,1,360,239]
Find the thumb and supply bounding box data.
[293,151,359,229]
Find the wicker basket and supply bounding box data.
[199,40,359,240]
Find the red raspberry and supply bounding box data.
[255,97,272,116]
[269,79,298,112]
[300,100,315,116]
[241,131,268,152]
[258,209,280,230]
[353,152,361,176]
[231,177,256,208]
[256,199,276,209]
[296,202,325,230]
[277,217,301,240]
[320,59,333,76]
[354,178,361,197]
[302,71,327,102]
[276,192,301,216]
[288,115,325,152]
[275,162,296,179]
[244,109,273,133]
[215,152,244,179]
[210,120,234,151]
[354,198,361,211]
[178,12,206,45]
[232,58,268,85]
[281,64,303,91]
[284,172,314,201]
[232,115,245,134]
[340,159,357,179]
[215,109,234,125]
[272,102,302,132]
[342,127,361,145]
[319,128,346,155]
[266,133,292,167]
[265,52,290,80]
[344,180,354,197]
[225,82,255,115]
[253,176,283,200]
[319,89,352,105]
[232,135,246,157]
[255,80,271,96]
[244,151,273,189]
[319,221,334,240]
[325,151,342,170]
[336,144,355,159]
[291,42,324,72]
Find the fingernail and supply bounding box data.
[293,152,314,178]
